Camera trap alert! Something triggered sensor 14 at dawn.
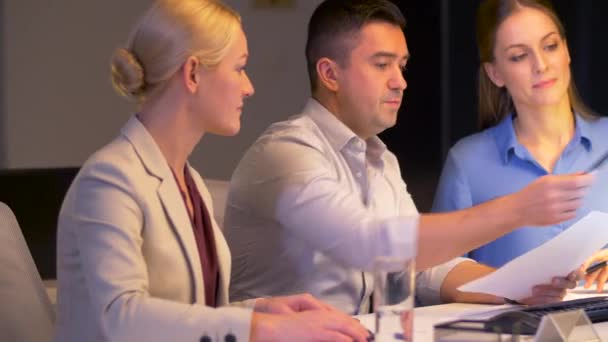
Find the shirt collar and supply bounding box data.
[574,113,593,151]
[491,113,519,164]
[492,112,593,164]
[304,98,387,159]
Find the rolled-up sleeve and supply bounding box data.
[416,257,472,306]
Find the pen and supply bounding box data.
[585,261,608,275]
[504,297,523,305]
[585,150,608,173]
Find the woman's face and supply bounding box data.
[195,27,254,136]
[484,7,571,112]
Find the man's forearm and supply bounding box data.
[416,194,522,269]
[439,261,504,304]
[416,173,592,270]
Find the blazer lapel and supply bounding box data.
[157,179,205,303]
[120,115,205,303]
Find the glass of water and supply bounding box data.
[373,256,415,341]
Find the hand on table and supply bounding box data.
[254,293,339,314]
[251,294,371,342]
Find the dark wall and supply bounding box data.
[384,0,608,211]
[0,168,78,279]
[381,1,442,166]
[446,0,608,146]
[380,1,444,211]
[560,1,608,115]
[0,0,5,166]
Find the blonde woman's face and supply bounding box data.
[196,27,254,136]
[484,7,571,113]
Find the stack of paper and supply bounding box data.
[459,211,608,300]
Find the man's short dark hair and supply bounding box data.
[305,0,406,92]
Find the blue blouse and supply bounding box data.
[432,113,608,267]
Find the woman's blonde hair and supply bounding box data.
[476,0,596,129]
[111,0,241,103]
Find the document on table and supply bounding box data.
[458,211,608,300]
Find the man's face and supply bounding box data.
[335,22,409,139]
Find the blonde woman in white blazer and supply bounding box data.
[54,1,369,341]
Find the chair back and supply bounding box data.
[205,179,230,230]
[0,202,55,341]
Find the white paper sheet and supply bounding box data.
[458,211,608,300]
[582,166,608,213]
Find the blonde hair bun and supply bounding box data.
[111,48,145,99]
[111,0,241,103]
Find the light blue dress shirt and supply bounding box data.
[432,113,608,268]
[225,99,466,314]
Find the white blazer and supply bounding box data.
[55,116,253,342]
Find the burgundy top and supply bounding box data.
[172,167,219,307]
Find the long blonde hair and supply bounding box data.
[476,0,596,129]
[111,0,241,103]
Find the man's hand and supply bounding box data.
[513,174,594,227]
[579,249,608,292]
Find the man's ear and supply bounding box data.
[483,62,505,88]
[182,56,199,93]
[316,57,340,92]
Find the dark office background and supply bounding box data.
[2,1,607,279]
[383,0,608,211]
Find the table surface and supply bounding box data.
[358,287,608,341]
[46,281,608,340]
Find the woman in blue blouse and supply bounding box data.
[433,0,608,291]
